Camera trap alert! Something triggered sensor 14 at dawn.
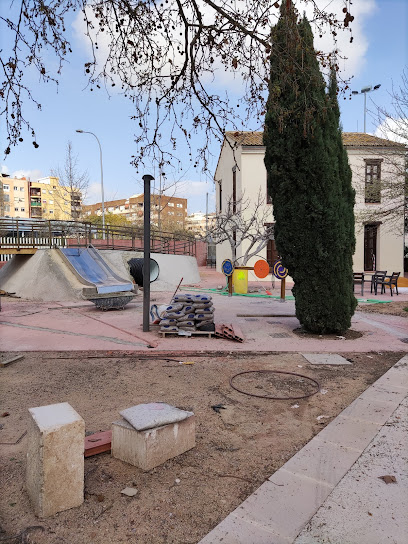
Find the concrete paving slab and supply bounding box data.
[314,415,382,452]
[358,382,408,405]
[199,513,291,544]
[340,396,403,425]
[294,397,408,544]
[278,438,362,488]
[301,353,352,365]
[234,472,333,541]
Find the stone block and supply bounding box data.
[112,415,195,470]
[26,402,85,518]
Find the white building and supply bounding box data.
[214,131,405,275]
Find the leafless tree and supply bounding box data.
[51,141,89,220]
[207,191,273,265]
[357,71,408,234]
[1,0,355,170]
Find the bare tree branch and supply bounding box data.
[1,0,355,170]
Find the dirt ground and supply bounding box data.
[0,350,405,544]
[357,300,408,317]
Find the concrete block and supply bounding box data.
[112,415,195,471]
[26,402,85,518]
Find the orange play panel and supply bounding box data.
[253,259,270,279]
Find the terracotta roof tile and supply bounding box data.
[341,132,405,147]
[225,131,264,146]
[225,131,405,148]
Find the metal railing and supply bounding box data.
[0,218,196,256]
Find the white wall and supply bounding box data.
[348,148,404,274]
[214,140,405,276]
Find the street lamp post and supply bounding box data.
[351,84,381,133]
[76,129,105,237]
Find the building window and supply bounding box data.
[4,194,10,202]
[176,203,183,208]
[219,181,222,212]
[14,186,18,191]
[232,167,237,213]
[4,205,10,212]
[365,159,382,203]
[49,210,54,214]
[20,187,24,191]
[21,208,25,212]
[168,202,174,207]
[49,200,54,204]
[3,184,9,191]
[15,207,19,211]
[266,171,272,204]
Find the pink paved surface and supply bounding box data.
[1,268,407,353]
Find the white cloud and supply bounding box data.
[11,169,42,181]
[375,117,408,144]
[83,182,103,204]
[308,0,377,79]
[71,1,376,102]
[177,180,214,199]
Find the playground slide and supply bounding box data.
[58,246,134,294]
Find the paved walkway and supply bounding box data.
[199,355,408,544]
[1,268,407,353]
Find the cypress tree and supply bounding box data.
[263,2,357,333]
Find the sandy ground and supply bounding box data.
[358,299,408,317]
[0,350,404,544]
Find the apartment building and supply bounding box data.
[0,174,30,218]
[82,193,188,230]
[185,212,216,236]
[0,174,82,220]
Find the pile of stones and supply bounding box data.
[159,293,214,333]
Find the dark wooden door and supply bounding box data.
[364,224,377,271]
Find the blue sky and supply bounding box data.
[1,0,407,214]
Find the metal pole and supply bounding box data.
[76,130,105,239]
[205,192,209,238]
[363,92,367,134]
[143,174,154,332]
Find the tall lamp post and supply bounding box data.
[351,84,381,133]
[76,129,105,236]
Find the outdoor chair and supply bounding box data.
[370,270,387,295]
[377,272,400,296]
[353,273,365,296]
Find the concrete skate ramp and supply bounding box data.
[0,248,201,301]
[58,247,133,294]
[0,250,91,301]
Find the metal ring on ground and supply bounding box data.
[230,370,321,400]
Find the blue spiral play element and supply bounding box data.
[221,259,234,277]
[273,260,288,279]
